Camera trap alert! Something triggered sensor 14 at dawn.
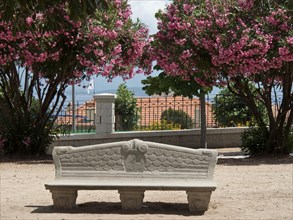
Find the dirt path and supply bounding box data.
[0,156,292,220]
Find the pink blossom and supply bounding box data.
[0,2,151,87]
[279,47,290,56]
[115,0,121,6]
[50,51,60,61]
[115,20,123,28]
[113,44,122,56]
[37,52,48,62]
[183,4,193,13]
[22,137,31,147]
[180,50,192,59]
[216,18,227,28]
[238,0,254,10]
[35,13,43,21]
[266,15,279,26]
[287,37,293,45]
[26,17,34,26]
[175,38,187,46]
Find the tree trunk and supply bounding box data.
[200,91,207,149]
[0,64,69,155]
[226,63,293,154]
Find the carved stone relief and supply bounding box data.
[120,139,148,172]
[56,139,213,177]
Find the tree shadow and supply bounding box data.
[0,154,53,164]
[27,201,201,216]
[217,155,293,166]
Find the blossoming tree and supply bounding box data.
[153,0,292,154]
[0,0,151,154]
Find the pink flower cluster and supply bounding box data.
[237,0,254,11]
[152,0,292,86]
[0,0,151,83]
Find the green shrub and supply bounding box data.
[161,108,193,129]
[0,95,54,155]
[213,87,268,127]
[241,127,267,155]
[115,83,140,131]
[140,119,181,131]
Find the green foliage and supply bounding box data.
[213,87,268,127]
[0,1,150,155]
[139,119,181,131]
[1,0,109,29]
[0,95,54,155]
[241,127,293,155]
[142,66,212,98]
[241,127,268,155]
[161,108,193,129]
[151,0,292,154]
[115,83,140,131]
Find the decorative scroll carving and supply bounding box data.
[121,139,149,172]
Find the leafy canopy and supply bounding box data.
[0,0,151,155]
[150,0,292,154]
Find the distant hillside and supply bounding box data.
[64,86,149,105]
[96,87,148,97]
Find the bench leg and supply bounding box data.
[118,189,145,210]
[186,191,212,213]
[50,189,78,209]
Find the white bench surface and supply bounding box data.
[45,139,218,213]
[46,177,216,190]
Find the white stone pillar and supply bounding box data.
[93,93,116,135]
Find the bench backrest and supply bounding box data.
[53,139,218,180]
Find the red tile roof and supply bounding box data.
[55,96,216,128]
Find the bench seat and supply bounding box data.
[45,139,218,213]
[46,177,216,190]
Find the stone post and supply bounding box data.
[93,93,116,135]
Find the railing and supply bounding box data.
[53,94,277,134]
[53,96,214,134]
[53,100,96,134]
[115,96,216,131]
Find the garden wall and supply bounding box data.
[50,127,246,154]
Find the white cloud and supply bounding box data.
[129,1,169,34]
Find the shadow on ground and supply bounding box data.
[0,154,53,164]
[27,202,204,216]
[217,155,293,166]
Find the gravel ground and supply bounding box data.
[0,151,292,220]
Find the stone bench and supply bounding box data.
[45,139,218,213]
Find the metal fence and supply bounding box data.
[53,100,96,134]
[115,96,216,131]
[53,96,214,134]
[53,94,271,134]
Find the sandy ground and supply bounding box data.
[0,150,293,220]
